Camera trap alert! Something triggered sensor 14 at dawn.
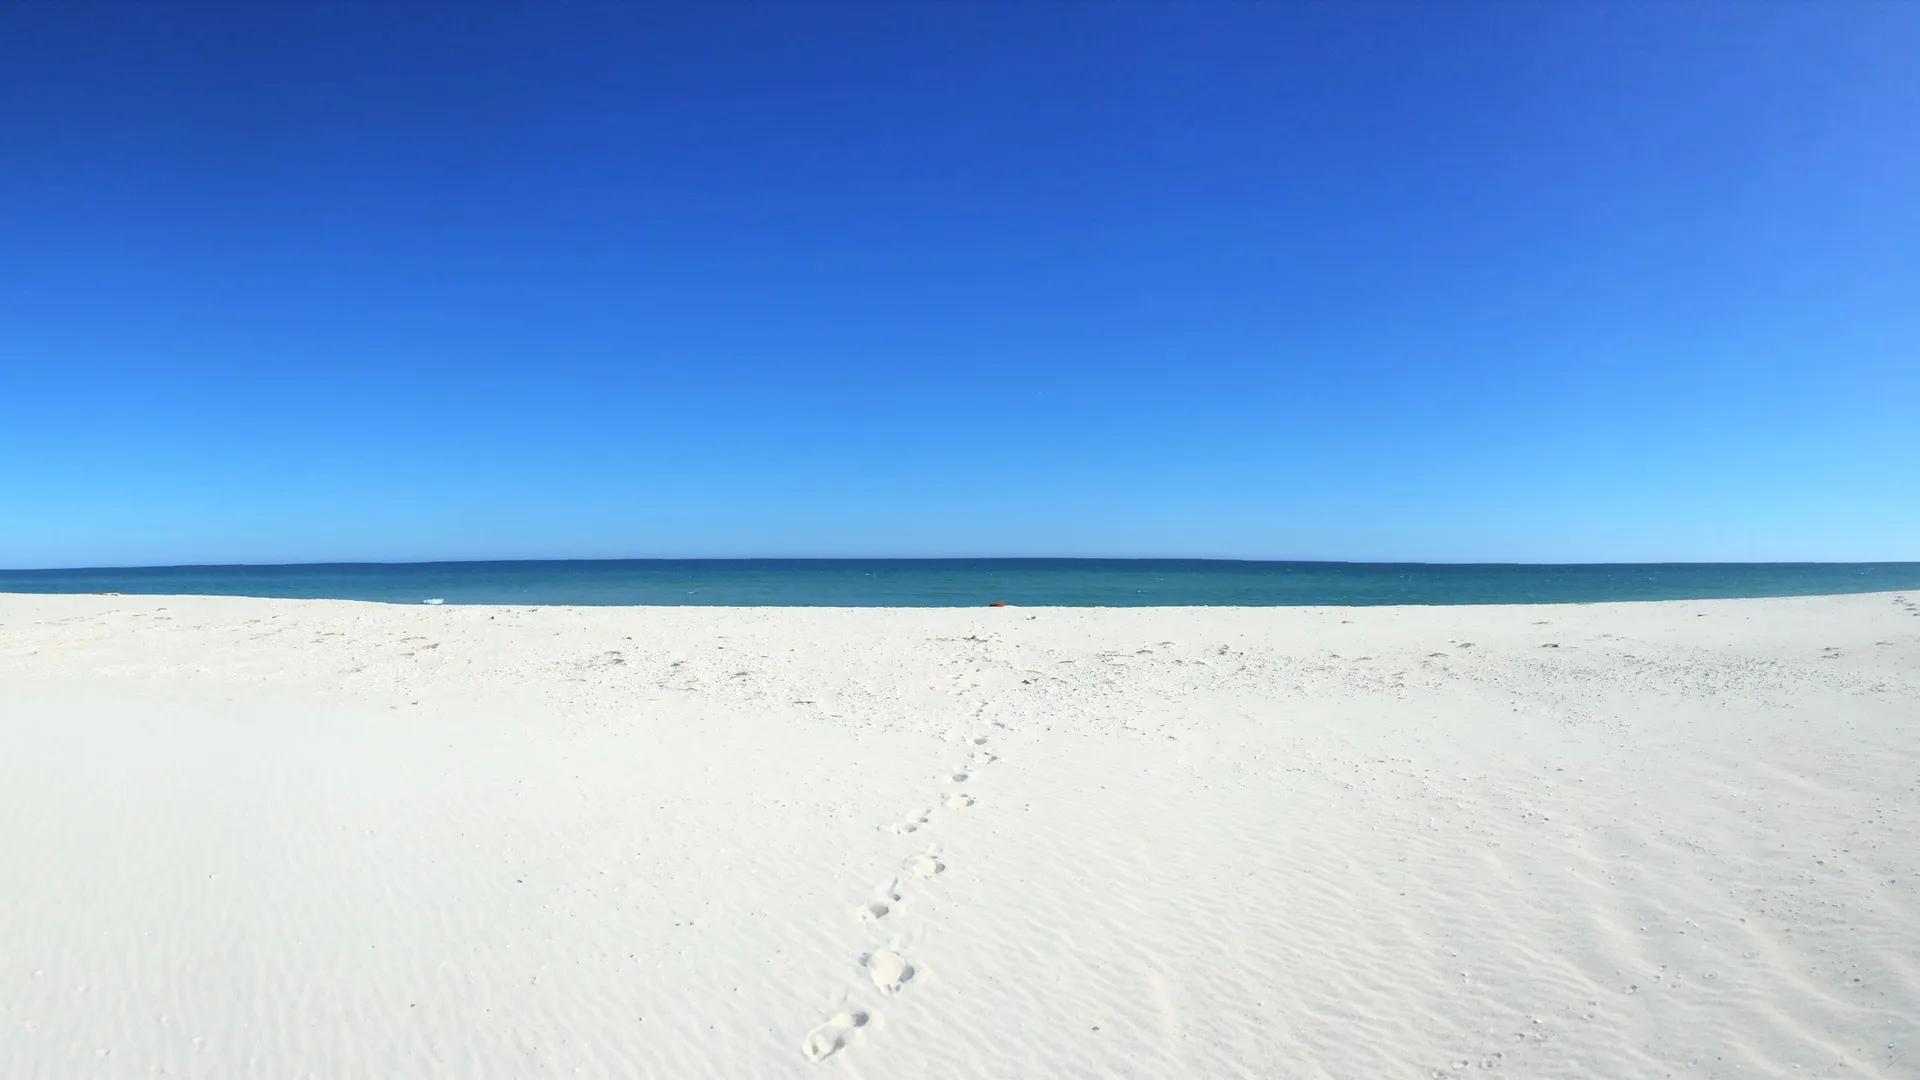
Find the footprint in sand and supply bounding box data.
[862,949,915,994]
[909,853,945,878]
[972,735,989,745]
[856,880,902,922]
[801,1010,869,1062]
[970,750,998,766]
[890,809,931,836]
[947,770,969,783]
[946,792,974,809]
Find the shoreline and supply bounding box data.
[4,585,1919,610]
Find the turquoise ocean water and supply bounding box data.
[2,559,1917,606]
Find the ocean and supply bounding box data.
[2,559,1917,607]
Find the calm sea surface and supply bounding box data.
[3,560,1917,607]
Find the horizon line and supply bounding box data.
[6,555,1919,574]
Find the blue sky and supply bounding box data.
[2,3,1916,567]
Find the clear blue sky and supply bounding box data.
[3,3,1916,568]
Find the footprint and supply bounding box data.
[855,879,902,922]
[972,736,989,745]
[890,809,931,835]
[862,950,915,994]
[971,750,998,766]
[946,792,974,809]
[947,770,969,783]
[909,853,945,878]
[801,1010,869,1062]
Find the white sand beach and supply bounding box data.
[2,591,1916,1078]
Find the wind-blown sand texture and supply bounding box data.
[2,592,1916,1078]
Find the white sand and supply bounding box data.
[2,592,1917,1078]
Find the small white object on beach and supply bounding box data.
[423,598,445,605]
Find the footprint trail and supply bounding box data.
[801,724,999,1061]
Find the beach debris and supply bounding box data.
[423,598,445,605]
[988,600,1009,608]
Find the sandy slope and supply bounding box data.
[1,591,1916,1078]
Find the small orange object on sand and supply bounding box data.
[988,601,1008,608]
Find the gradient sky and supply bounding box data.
[3,3,1917,568]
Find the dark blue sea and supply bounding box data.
[2,559,1917,607]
